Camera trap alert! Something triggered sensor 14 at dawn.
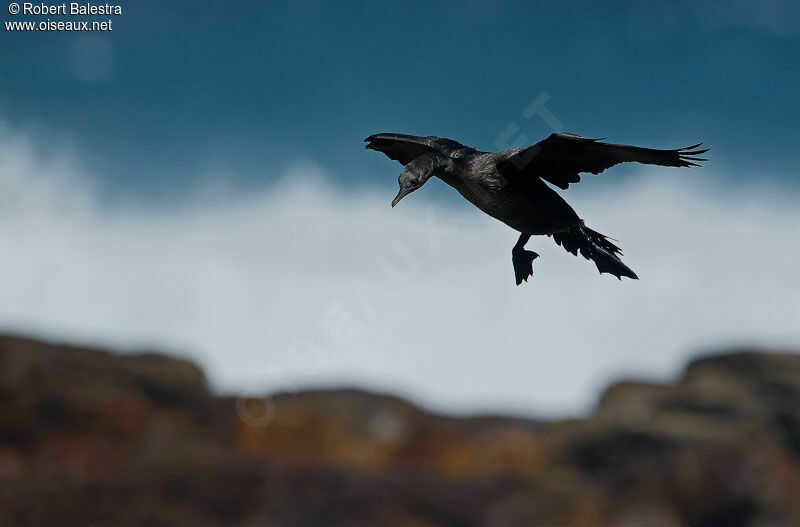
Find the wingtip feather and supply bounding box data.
[682,149,710,156]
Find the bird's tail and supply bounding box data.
[551,224,638,280]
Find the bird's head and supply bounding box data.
[391,153,454,207]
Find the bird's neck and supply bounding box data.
[433,160,466,190]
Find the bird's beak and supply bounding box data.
[391,187,413,208]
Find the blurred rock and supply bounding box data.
[0,335,799,526]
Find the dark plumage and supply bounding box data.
[366,132,708,285]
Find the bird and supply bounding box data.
[365,131,708,285]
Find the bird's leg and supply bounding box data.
[511,233,539,285]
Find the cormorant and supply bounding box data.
[366,132,708,284]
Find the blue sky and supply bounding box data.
[2,1,799,197]
[1,2,799,415]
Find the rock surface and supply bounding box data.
[1,335,799,526]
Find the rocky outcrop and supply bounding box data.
[0,335,799,526]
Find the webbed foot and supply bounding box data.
[512,247,539,285]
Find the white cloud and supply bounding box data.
[1,126,799,417]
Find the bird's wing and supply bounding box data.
[498,132,709,190]
[365,133,475,165]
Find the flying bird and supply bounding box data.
[366,132,708,284]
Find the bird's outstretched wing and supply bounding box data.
[365,133,475,165]
[498,132,709,190]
